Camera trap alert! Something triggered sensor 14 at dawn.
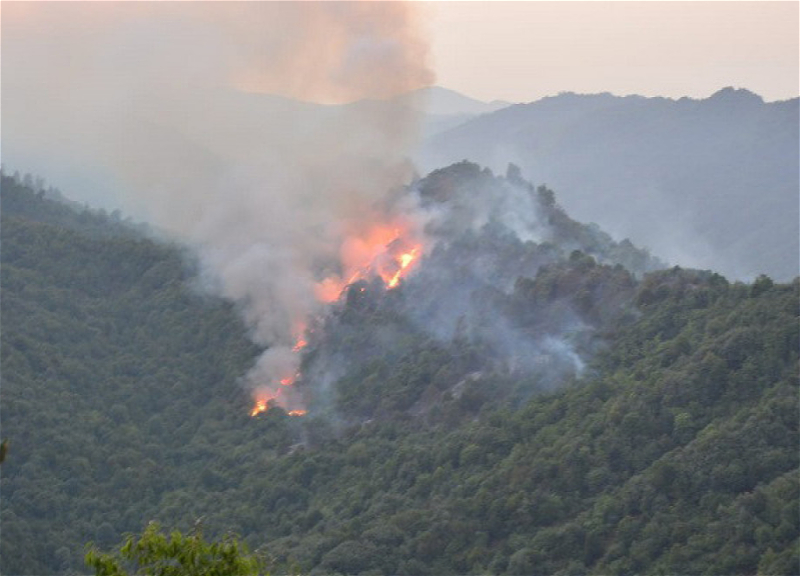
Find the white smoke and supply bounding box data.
[2,2,434,402]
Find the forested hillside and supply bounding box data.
[1,171,797,575]
[0,174,266,573]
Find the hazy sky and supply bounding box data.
[2,1,797,104]
[427,1,799,103]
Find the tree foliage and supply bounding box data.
[2,170,797,575]
[85,522,266,576]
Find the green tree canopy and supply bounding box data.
[85,522,267,576]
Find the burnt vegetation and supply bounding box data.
[1,166,798,575]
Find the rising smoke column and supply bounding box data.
[2,2,435,412]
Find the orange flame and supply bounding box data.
[249,396,272,417]
[251,218,423,419]
[386,246,420,288]
[291,322,309,352]
[249,321,312,417]
[316,220,422,301]
[250,386,306,417]
[315,277,348,304]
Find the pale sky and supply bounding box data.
[2,1,797,104]
[426,1,799,103]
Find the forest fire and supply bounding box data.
[249,396,271,417]
[251,219,423,418]
[249,396,307,418]
[386,247,420,288]
[249,384,305,418]
[247,348,304,417]
[315,221,423,303]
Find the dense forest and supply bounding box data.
[1,168,798,575]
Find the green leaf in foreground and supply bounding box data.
[85,522,267,576]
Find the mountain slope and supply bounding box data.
[416,88,800,282]
[268,269,799,575]
[0,174,270,574]
[1,170,797,575]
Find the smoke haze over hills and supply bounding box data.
[416,89,799,282]
[2,1,436,397]
[3,3,798,410]
[2,4,799,573]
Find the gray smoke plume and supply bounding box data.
[2,2,434,408]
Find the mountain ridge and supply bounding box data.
[416,87,799,282]
[2,167,797,575]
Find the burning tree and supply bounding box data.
[248,217,424,419]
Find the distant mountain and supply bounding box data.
[352,85,515,139]
[392,86,513,116]
[7,83,796,282]
[2,85,512,211]
[415,88,800,282]
[410,86,514,138]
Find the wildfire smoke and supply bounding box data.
[250,219,425,418]
[3,1,435,420]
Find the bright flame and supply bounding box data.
[386,247,420,288]
[250,378,304,417]
[251,218,424,418]
[315,220,423,300]
[249,323,311,416]
[291,322,308,352]
[399,251,416,268]
[249,396,272,417]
